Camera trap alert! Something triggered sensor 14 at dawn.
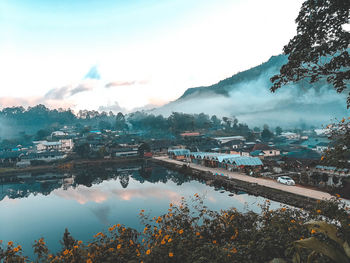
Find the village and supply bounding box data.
[0,122,348,198]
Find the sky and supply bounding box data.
[0,0,305,113]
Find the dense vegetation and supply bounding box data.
[271,0,350,106]
[0,105,260,149]
[1,196,349,263]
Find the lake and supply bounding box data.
[0,162,283,258]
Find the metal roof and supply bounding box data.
[168,149,190,156]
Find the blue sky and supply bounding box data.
[0,0,304,112]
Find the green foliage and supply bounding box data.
[271,0,350,107]
[321,118,350,168]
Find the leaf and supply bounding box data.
[343,241,350,258]
[269,259,287,263]
[295,237,349,263]
[304,221,343,245]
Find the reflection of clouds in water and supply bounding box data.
[111,187,181,202]
[53,184,182,205]
[90,205,111,225]
[53,187,108,204]
[0,196,20,205]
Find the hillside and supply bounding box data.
[152,55,349,128]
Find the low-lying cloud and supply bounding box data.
[152,68,349,128]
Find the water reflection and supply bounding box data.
[0,162,283,258]
[0,163,193,202]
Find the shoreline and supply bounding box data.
[0,157,144,178]
[150,156,339,210]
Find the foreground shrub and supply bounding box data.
[1,195,349,263]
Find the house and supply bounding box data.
[18,151,66,165]
[167,149,190,160]
[34,139,74,153]
[180,132,201,138]
[251,144,280,157]
[114,148,138,157]
[221,139,244,149]
[280,132,300,140]
[213,136,245,144]
[300,137,330,150]
[0,151,24,165]
[51,131,68,138]
[315,142,329,153]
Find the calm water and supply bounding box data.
[0,163,283,258]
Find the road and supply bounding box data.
[154,156,334,201]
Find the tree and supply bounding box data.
[321,118,350,168]
[115,112,128,131]
[138,142,151,157]
[275,126,283,136]
[271,0,350,107]
[261,125,273,142]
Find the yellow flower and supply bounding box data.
[86,259,92,263]
[161,239,166,245]
[232,248,237,254]
[7,241,13,246]
[117,224,121,228]
[146,249,151,255]
[73,245,78,249]
[117,244,121,249]
[129,240,134,245]
[291,219,296,223]
[213,240,217,244]
[78,240,83,245]
[169,252,174,257]
[13,247,19,252]
[335,194,341,198]
[316,209,321,213]
[170,203,173,207]
[311,229,317,234]
[196,232,200,236]
[168,238,172,243]
[281,208,286,212]
[109,248,114,252]
[63,249,69,256]
[179,229,184,234]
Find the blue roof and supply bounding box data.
[188,152,262,166]
[168,149,190,156]
[232,157,263,166]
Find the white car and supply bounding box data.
[277,176,295,186]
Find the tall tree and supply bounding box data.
[271,0,350,106]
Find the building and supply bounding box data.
[167,149,190,160]
[186,152,263,171]
[34,139,74,153]
[280,132,300,140]
[213,136,245,144]
[315,142,329,153]
[114,148,139,157]
[251,144,280,157]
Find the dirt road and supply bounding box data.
[154,156,334,200]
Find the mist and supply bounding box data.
[152,65,349,128]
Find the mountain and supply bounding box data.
[152,55,349,128]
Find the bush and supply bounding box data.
[1,196,349,263]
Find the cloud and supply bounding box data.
[44,79,98,100]
[98,101,127,113]
[45,85,72,100]
[105,80,148,88]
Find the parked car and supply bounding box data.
[277,176,295,185]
